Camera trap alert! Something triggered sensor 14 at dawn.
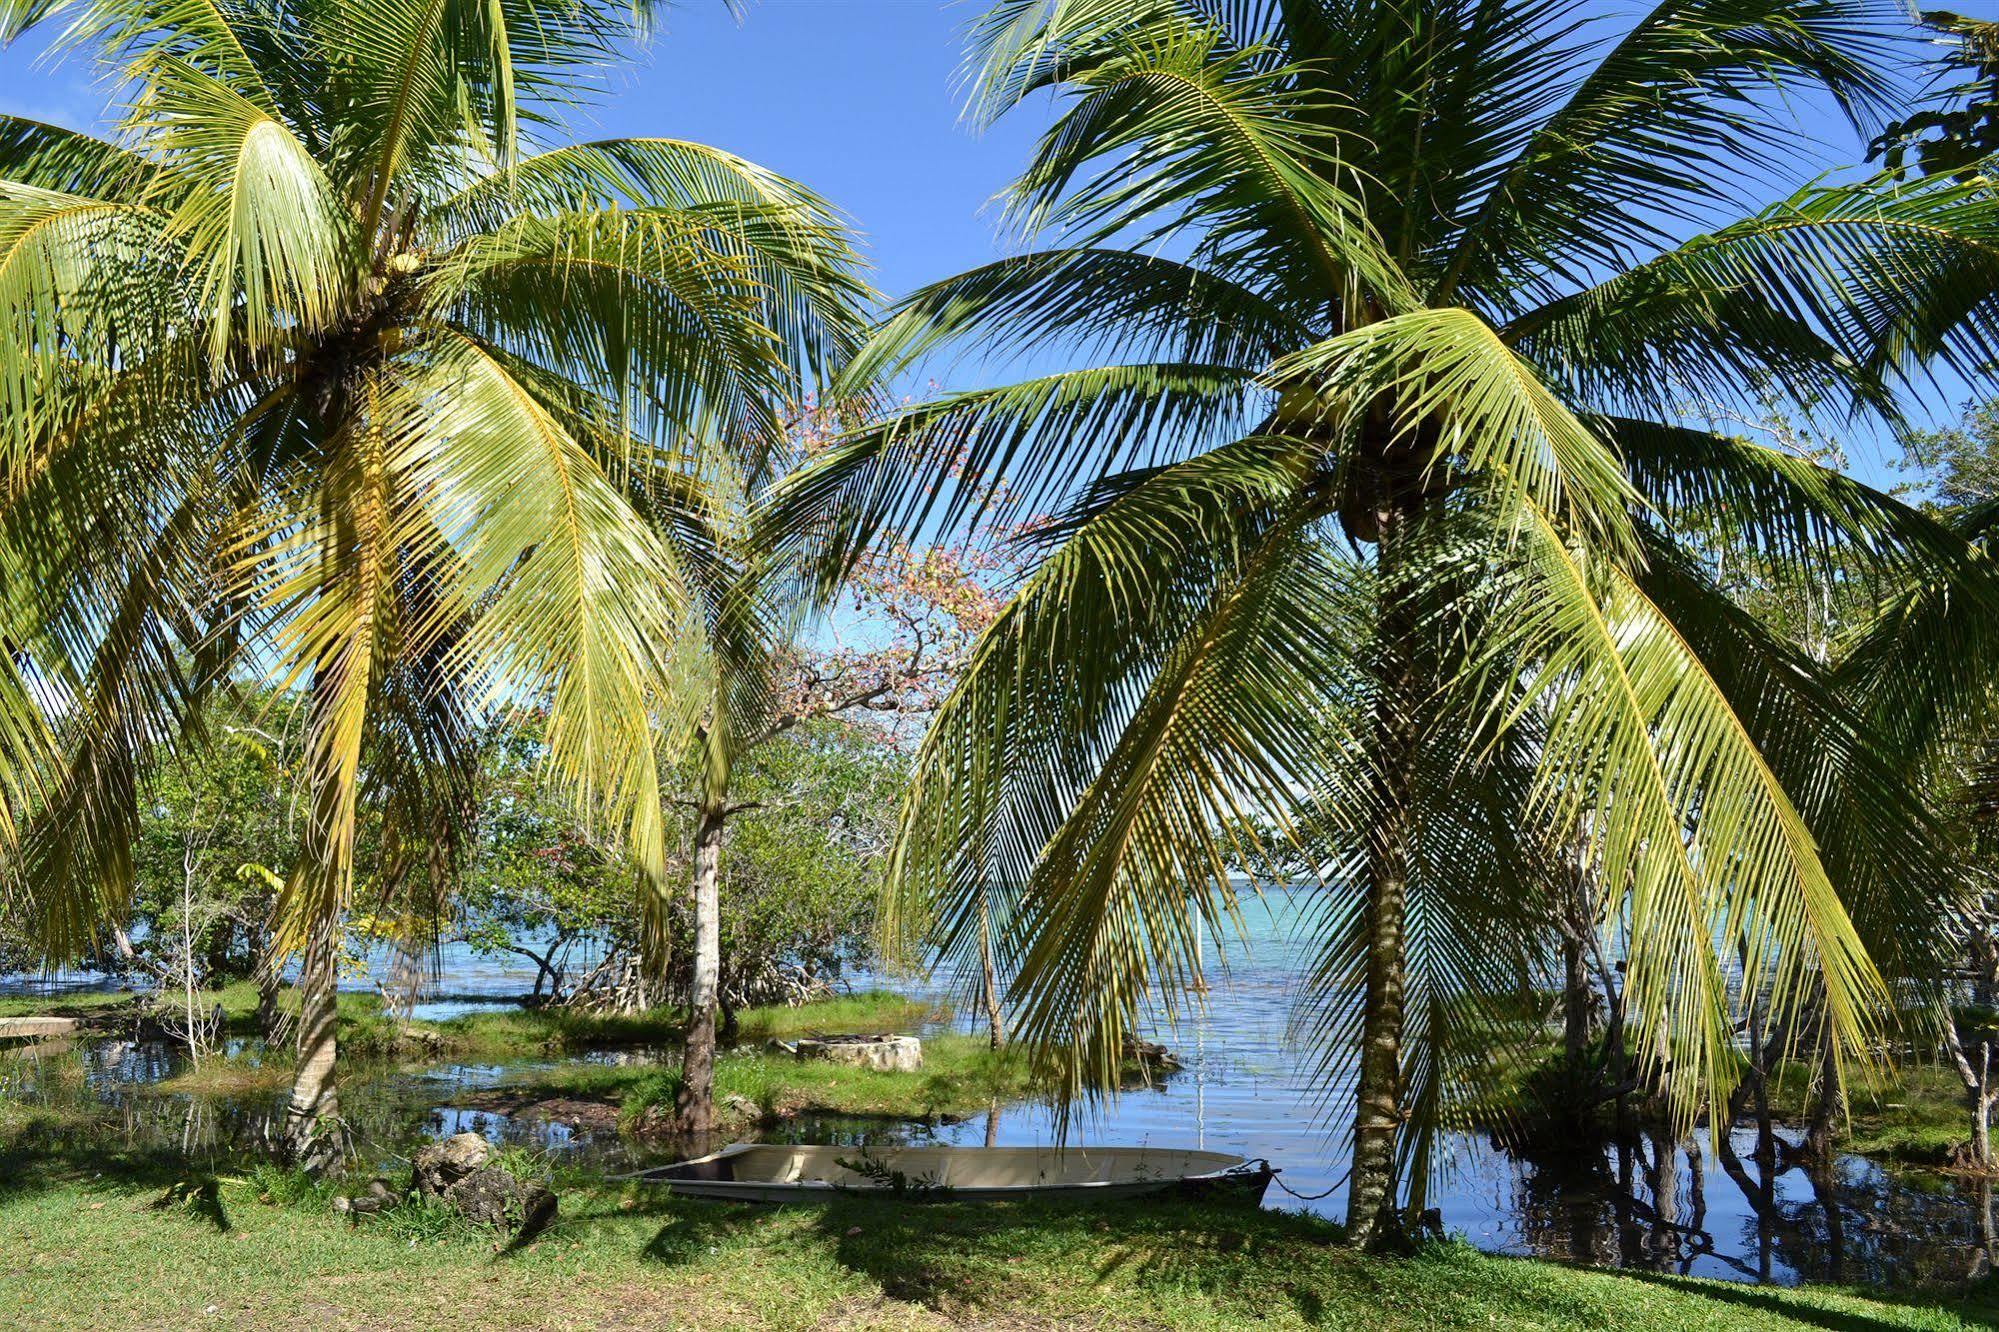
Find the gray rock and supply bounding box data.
[411,1131,492,1199]
[444,1166,557,1237]
[795,1034,922,1072]
[403,1133,560,1237]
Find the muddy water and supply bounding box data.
[5,888,1996,1288]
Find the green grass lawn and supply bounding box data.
[0,985,146,1018]
[394,989,943,1061]
[2,1147,1996,1331]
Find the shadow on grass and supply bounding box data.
[149,1176,231,1232]
[1613,1267,1999,1332]
[796,1194,1999,1331]
[0,1129,210,1201]
[801,1194,1337,1319]
[640,1202,770,1267]
[0,1129,250,1243]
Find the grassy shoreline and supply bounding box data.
[2,982,937,1048]
[3,1149,1996,1331]
[17,978,1998,1164]
[17,987,1027,1132]
[502,1032,1036,1133]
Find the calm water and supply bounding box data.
[5,886,1995,1288]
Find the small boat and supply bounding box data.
[621,1143,1276,1206]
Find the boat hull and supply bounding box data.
[625,1144,1275,1207]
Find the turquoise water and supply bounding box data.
[6,886,1995,1287]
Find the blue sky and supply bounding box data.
[2,0,1987,488]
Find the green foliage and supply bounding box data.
[123,688,305,984]
[454,715,903,1008]
[453,720,635,1000]
[506,1032,1032,1128]
[370,1194,485,1246]
[246,1162,333,1210]
[684,719,903,1006]
[615,1068,687,1132]
[1900,399,1999,516]
[1873,11,1999,179]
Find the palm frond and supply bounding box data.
[1439,0,1909,304]
[771,361,1267,584]
[841,247,1306,391]
[383,329,692,891]
[1611,417,1975,587]
[1508,174,1999,412]
[137,53,356,365]
[1472,485,1883,1121]
[998,13,1407,313]
[887,436,1342,1103]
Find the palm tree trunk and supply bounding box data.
[678,800,725,1139]
[1805,990,1844,1162]
[283,915,340,1168]
[1346,500,1419,1247]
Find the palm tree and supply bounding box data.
[797,0,1999,1244]
[0,0,866,1161]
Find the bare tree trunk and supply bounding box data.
[1946,1010,1996,1169]
[677,801,725,1140]
[979,897,1006,1052]
[283,917,341,1169]
[181,839,203,1065]
[1980,1049,1995,1168]
[1346,504,1417,1248]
